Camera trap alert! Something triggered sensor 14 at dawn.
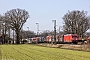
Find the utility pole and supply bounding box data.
[27,27,29,31]
[36,23,39,36]
[52,20,56,44]
[59,26,62,35]
[27,27,29,39]
[59,26,60,35]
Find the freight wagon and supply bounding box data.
[29,37,45,43]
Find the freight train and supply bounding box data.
[28,34,81,44]
[45,34,78,44]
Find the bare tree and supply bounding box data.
[0,15,7,44]
[0,15,4,44]
[88,16,90,30]
[62,10,89,38]
[0,15,3,34]
[5,8,29,44]
[21,30,35,39]
[40,30,54,37]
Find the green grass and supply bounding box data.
[0,44,90,60]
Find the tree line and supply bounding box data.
[0,8,90,44]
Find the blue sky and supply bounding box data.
[0,0,90,33]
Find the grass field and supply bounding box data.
[0,44,90,60]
